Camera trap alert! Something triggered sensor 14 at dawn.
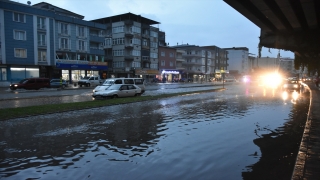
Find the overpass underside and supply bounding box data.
[224,0,320,71]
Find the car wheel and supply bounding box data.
[87,83,90,87]
[135,93,141,96]
[62,85,66,89]
[112,94,118,99]
[79,84,82,87]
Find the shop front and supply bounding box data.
[134,69,159,83]
[55,60,108,83]
[161,70,181,82]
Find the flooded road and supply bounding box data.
[0,84,310,180]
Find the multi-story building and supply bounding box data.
[201,45,228,80]
[223,47,250,76]
[92,13,160,79]
[170,45,215,82]
[158,45,179,82]
[0,1,109,87]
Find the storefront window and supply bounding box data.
[10,67,39,82]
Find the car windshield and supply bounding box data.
[81,77,90,80]
[103,80,114,85]
[19,79,29,84]
[107,85,120,90]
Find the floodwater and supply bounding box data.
[0,85,310,180]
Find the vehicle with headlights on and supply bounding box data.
[92,84,141,99]
[282,79,300,92]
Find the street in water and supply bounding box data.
[0,83,310,180]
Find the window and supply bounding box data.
[77,26,86,37]
[170,52,174,57]
[37,17,45,29]
[59,38,70,49]
[113,61,124,68]
[150,42,157,48]
[38,50,46,61]
[161,52,165,56]
[112,26,124,33]
[59,23,69,35]
[113,50,124,56]
[14,30,26,40]
[14,48,27,58]
[150,52,158,58]
[113,38,124,45]
[132,26,141,33]
[104,38,112,46]
[132,50,141,56]
[161,60,165,66]
[78,40,87,51]
[170,61,174,67]
[150,31,158,37]
[133,38,141,45]
[150,63,158,69]
[132,61,141,68]
[38,33,46,46]
[143,39,148,46]
[13,12,25,23]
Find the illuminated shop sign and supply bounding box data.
[56,63,108,70]
[161,70,179,74]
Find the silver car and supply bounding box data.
[92,84,142,99]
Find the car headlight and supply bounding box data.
[14,85,18,87]
[294,85,298,88]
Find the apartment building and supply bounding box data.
[92,13,160,79]
[0,1,110,86]
[223,47,250,76]
[172,45,227,82]
[201,45,228,80]
[158,45,179,82]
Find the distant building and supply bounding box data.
[223,47,250,76]
[158,46,179,82]
[171,44,227,82]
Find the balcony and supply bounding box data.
[89,47,104,55]
[182,53,202,58]
[38,42,47,48]
[125,43,134,49]
[124,20,133,25]
[37,24,46,31]
[90,34,104,43]
[142,34,150,39]
[176,57,185,62]
[124,55,134,61]
[125,31,134,37]
[104,44,112,49]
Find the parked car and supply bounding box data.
[93,78,145,94]
[50,79,68,88]
[78,75,103,87]
[9,78,50,90]
[92,84,141,99]
[282,79,300,91]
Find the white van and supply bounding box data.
[93,78,145,94]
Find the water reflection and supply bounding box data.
[0,86,310,179]
[242,90,310,180]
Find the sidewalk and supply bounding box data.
[292,83,320,180]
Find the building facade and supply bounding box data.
[0,1,109,86]
[158,45,180,82]
[92,13,160,80]
[223,47,249,76]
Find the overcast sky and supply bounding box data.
[20,0,294,58]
